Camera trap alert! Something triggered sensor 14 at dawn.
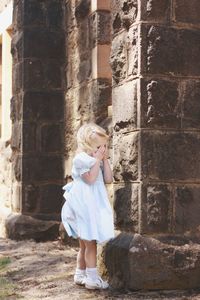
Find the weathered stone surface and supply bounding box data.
[112,0,138,33]
[10,95,22,122]
[113,132,138,182]
[23,122,37,152]
[175,185,200,235]
[141,184,172,234]
[23,59,63,90]
[39,184,63,214]
[113,80,137,132]
[75,0,90,20]
[11,32,23,63]
[111,27,138,84]
[40,124,63,153]
[11,121,21,151]
[5,214,59,241]
[105,233,200,290]
[113,183,139,232]
[141,131,200,181]
[23,91,64,122]
[145,25,200,76]
[174,0,200,25]
[24,30,65,59]
[12,62,23,93]
[13,154,22,182]
[140,79,180,128]
[141,0,170,22]
[23,155,63,182]
[90,11,111,46]
[22,184,39,213]
[181,81,200,129]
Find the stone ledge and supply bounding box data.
[104,233,200,290]
[5,213,60,242]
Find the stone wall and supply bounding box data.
[105,0,200,290]
[64,0,112,180]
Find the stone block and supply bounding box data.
[23,1,45,27]
[10,95,23,122]
[22,184,39,213]
[11,32,23,63]
[141,131,200,181]
[181,80,200,129]
[113,183,139,232]
[174,0,200,25]
[92,45,111,79]
[145,25,200,76]
[113,80,137,132]
[24,29,65,59]
[22,122,37,152]
[13,0,23,34]
[12,62,23,93]
[111,0,138,33]
[45,1,64,29]
[13,154,22,182]
[11,121,21,151]
[141,0,170,22]
[140,78,180,128]
[5,214,59,241]
[75,0,90,20]
[91,79,111,123]
[105,233,200,290]
[141,184,172,234]
[23,91,64,122]
[23,155,63,182]
[40,124,63,153]
[77,58,91,82]
[90,11,111,46]
[113,132,138,182]
[23,59,63,90]
[39,184,63,214]
[174,185,200,235]
[110,26,138,84]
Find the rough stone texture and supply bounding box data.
[110,26,138,84]
[113,80,137,132]
[113,183,139,232]
[105,233,200,290]
[113,132,138,182]
[145,25,200,76]
[140,79,180,129]
[111,0,138,34]
[90,11,111,46]
[5,214,60,242]
[174,185,200,236]
[174,0,200,25]
[141,184,172,234]
[141,0,170,22]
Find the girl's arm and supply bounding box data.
[102,144,112,183]
[102,158,113,184]
[81,146,105,184]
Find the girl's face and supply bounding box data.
[92,136,107,153]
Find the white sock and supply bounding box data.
[75,268,86,275]
[86,267,98,280]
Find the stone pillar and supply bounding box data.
[6,0,65,241]
[106,0,200,290]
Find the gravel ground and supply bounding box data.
[1,238,200,300]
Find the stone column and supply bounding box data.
[6,0,65,241]
[106,0,200,290]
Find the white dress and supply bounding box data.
[61,152,114,244]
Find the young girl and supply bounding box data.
[61,123,114,290]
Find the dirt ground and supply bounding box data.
[1,238,200,300]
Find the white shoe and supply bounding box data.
[74,274,86,286]
[85,276,109,290]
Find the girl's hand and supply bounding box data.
[93,145,105,161]
[103,144,109,160]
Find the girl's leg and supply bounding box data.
[77,239,86,269]
[83,240,97,268]
[74,239,86,285]
[83,240,109,290]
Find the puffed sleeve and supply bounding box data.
[73,152,97,176]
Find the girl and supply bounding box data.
[61,123,114,290]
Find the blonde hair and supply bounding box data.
[77,123,109,153]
